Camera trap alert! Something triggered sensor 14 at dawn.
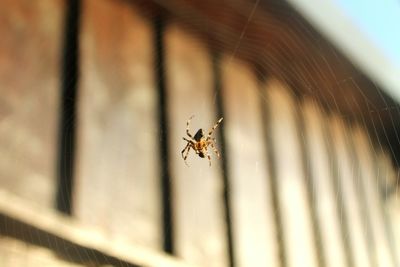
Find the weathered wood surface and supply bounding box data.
[302,100,348,267]
[0,0,64,207]
[330,117,371,267]
[266,79,318,267]
[0,189,198,267]
[377,153,400,265]
[352,127,396,267]
[74,0,161,249]
[0,237,81,267]
[222,57,278,267]
[0,1,399,266]
[143,0,400,166]
[165,24,228,267]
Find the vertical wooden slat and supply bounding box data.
[261,81,286,267]
[221,58,278,267]
[330,116,371,267]
[166,25,227,267]
[345,125,377,267]
[297,99,325,267]
[352,127,395,267]
[0,0,64,207]
[75,0,161,249]
[321,110,355,267]
[377,153,400,265]
[266,79,318,267]
[302,100,348,267]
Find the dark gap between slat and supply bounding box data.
[295,101,326,267]
[154,15,174,254]
[258,79,287,267]
[56,0,81,215]
[212,52,236,267]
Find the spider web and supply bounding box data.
[1,0,400,266]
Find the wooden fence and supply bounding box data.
[0,0,399,266]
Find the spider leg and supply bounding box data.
[207,117,223,138]
[181,142,190,159]
[181,143,192,166]
[208,140,221,158]
[183,146,191,160]
[183,137,193,143]
[204,148,212,166]
[186,115,195,138]
[206,136,217,143]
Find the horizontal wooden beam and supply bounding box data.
[0,189,198,267]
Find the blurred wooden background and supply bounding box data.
[0,0,399,266]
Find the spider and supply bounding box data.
[181,115,223,166]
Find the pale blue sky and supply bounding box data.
[334,0,400,66]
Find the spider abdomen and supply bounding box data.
[193,129,204,141]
